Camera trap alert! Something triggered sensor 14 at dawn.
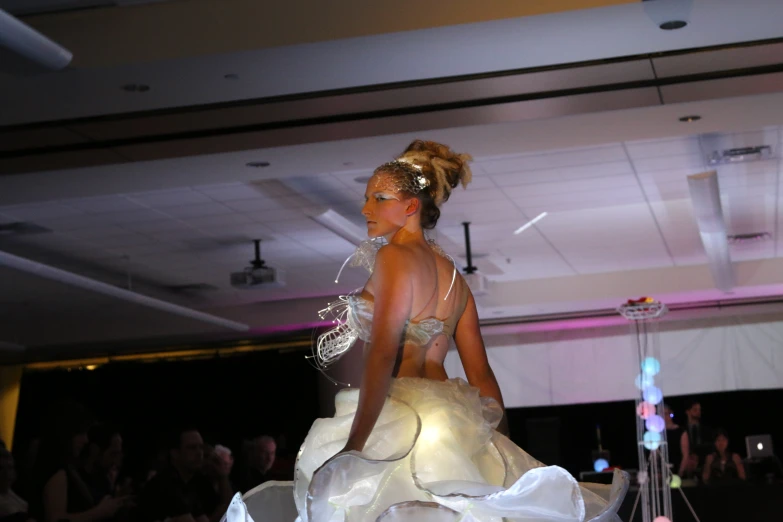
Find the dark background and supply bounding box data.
[12,347,783,478]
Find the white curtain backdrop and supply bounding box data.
[444,315,783,408]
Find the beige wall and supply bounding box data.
[26,0,635,67]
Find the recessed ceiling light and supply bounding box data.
[343,161,354,166]
[224,73,239,80]
[660,20,687,30]
[679,115,701,122]
[246,161,270,168]
[122,83,150,92]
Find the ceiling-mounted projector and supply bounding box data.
[0,8,72,74]
[706,145,773,165]
[230,239,285,289]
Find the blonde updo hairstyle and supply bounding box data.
[376,140,472,229]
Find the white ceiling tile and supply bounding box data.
[90,233,154,249]
[148,228,212,242]
[632,154,705,173]
[487,250,576,280]
[536,204,667,249]
[439,200,523,226]
[504,175,638,198]
[64,226,131,240]
[105,242,183,257]
[640,180,691,202]
[102,209,170,225]
[729,240,775,262]
[722,193,777,235]
[30,213,113,231]
[565,246,674,274]
[222,197,284,213]
[479,145,626,174]
[244,208,306,223]
[490,161,632,187]
[118,219,193,233]
[510,186,645,210]
[63,195,145,214]
[267,218,331,239]
[194,182,267,201]
[306,238,357,259]
[624,137,702,160]
[291,173,364,194]
[0,203,83,220]
[128,189,213,208]
[158,202,234,219]
[458,188,509,203]
[182,213,255,229]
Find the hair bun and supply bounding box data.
[398,140,472,206]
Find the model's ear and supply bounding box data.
[405,197,420,216]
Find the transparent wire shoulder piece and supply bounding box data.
[334,238,456,299]
[307,292,363,385]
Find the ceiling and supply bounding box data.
[1,0,783,355]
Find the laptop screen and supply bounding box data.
[746,434,773,459]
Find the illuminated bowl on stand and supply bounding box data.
[653,517,671,522]
[641,356,661,376]
[645,414,665,433]
[634,373,654,390]
[636,402,656,420]
[643,385,663,405]
[593,458,609,472]
[643,431,661,450]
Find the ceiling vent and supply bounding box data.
[727,232,772,245]
[707,145,773,165]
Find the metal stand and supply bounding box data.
[619,299,701,522]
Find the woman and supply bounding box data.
[237,140,628,522]
[81,424,124,507]
[32,402,126,522]
[702,429,746,484]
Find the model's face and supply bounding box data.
[362,172,412,238]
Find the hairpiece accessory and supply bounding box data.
[374,158,430,195]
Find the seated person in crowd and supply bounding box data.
[235,435,285,494]
[0,448,30,522]
[34,402,126,522]
[137,428,231,522]
[703,429,746,484]
[81,424,124,505]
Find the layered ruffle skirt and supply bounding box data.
[231,378,627,522]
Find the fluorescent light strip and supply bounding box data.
[308,209,366,246]
[513,212,548,235]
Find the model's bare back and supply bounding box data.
[362,245,467,379]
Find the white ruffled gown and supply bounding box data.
[225,241,628,521]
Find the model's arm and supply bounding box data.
[342,245,412,453]
[453,289,509,436]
